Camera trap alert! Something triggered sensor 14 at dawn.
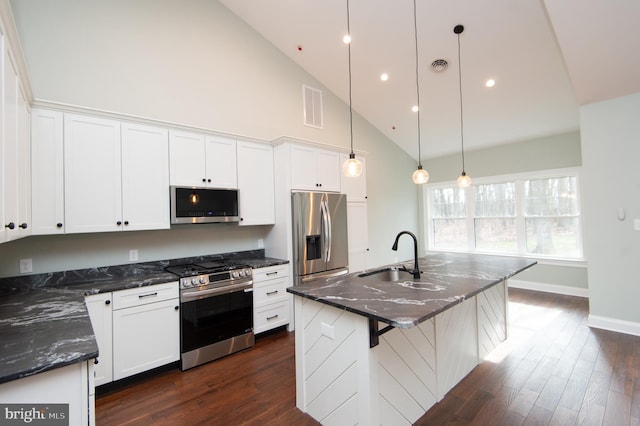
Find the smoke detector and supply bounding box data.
[431,59,448,72]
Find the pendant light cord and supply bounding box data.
[347,0,355,157]
[456,29,465,173]
[413,0,422,168]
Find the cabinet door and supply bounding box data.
[205,135,237,188]
[169,130,206,186]
[290,145,318,190]
[315,149,341,192]
[31,108,64,235]
[17,83,31,239]
[237,141,274,225]
[112,298,180,380]
[121,123,170,231]
[85,293,113,386]
[340,154,367,202]
[347,202,369,273]
[2,48,18,242]
[64,114,122,233]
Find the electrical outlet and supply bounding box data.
[635,219,640,231]
[258,239,264,249]
[129,249,139,262]
[19,259,33,274]
[321,322,335,339]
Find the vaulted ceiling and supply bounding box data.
[220,0,640,161]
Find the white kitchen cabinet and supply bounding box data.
[2,47,30,242]
[340,154,367,202]
[169,130,237,188]
[112,282,179,380]
[237,140,275,225]
[121,123,170,231]
[347,202,369,273]
[253,264,290,334]
[85,292,113,387]
[64,114,170,234]
[0,361,94,426]
[290,144,341,192]
[64,114,122,234]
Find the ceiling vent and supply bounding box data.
[303,85,323,129]
[431,59,448,73]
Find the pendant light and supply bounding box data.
[342,0,363,178]
[411,0,429,185]
[454,25,471,188]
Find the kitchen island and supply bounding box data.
[287,252,536,425]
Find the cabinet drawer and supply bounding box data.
[112,281,178,310]
[254,302,289,334]
[253,278,288,307]
[253,264,289,282]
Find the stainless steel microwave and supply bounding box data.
[170,186,240,224]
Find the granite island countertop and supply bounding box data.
[287,252,536,329]
[0,250,288,385]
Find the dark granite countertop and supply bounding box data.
[287,252,536,329]
[0,250,288,385]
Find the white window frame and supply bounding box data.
[423,167,585,264]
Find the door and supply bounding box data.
[325,193,349,272]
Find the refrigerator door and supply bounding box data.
[292,192,349,281]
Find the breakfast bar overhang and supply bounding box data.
[287,252,536,425]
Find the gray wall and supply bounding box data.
[581,92,640,325]
[421,131,588,291]
[2,0,419,277]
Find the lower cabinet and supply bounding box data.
[0,360,94,426]
[84,281,179,386]
[253,264,290,334]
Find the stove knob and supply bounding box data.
[191,277,198,285]
[232,271,239,278]
[199,277,206,284]
[182,280,191,288]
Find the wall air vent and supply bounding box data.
[302,85,323,129]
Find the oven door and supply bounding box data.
[180,282,253,356]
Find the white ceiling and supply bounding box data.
[219,0,640,161]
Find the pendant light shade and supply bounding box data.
[411,0,428,185]
[455,24,471,188]
[342,0,362,178]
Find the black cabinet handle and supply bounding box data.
[202,178,206,183]
[124,221,129,225]
[116,221,122,226]
[56,223,63,228]
[4,222,15,230]
[174,306,179,310]
[105,300,111,305]
[94,358,99,365]
[266,314,279,321]
[138,292,158,299]
[266,290,279,295]
[19,223,28,229]
[266,271,278,276]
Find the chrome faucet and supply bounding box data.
[391,231,421,279]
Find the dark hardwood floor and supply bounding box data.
[96,289,640,425]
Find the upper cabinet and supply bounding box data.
[169,131,237,189]
[290,145,341,192]
[236,140,275,226]
[2,47,31,243]
[340,154,367,202]
[31,112,171,235]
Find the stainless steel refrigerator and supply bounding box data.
[292,191,349,285]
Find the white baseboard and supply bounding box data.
[508,279,589,298]
[588,315,640,337]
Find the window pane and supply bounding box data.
[526,217,581,258]
[474,218,517,252]
[432,219,467,249]
[474,183,515,217]
[431,187,466,218]
[525,177,578,216]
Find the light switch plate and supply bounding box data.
[634,219,640,231]
[129,249,139,261]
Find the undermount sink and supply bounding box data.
[358,267,403,281]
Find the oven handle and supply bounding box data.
[181,280,253,303]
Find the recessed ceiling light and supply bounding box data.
[411,105,419,112]
[485,79,496,88]
[380,73,389,81]
[343,34,351,44]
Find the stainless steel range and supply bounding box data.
[165,261,254,371]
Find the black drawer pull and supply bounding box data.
[266,271,278,276]
[266,290,279,295]
[105,300,111,305]
[138,292,158,299]
[266,314,279,321]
